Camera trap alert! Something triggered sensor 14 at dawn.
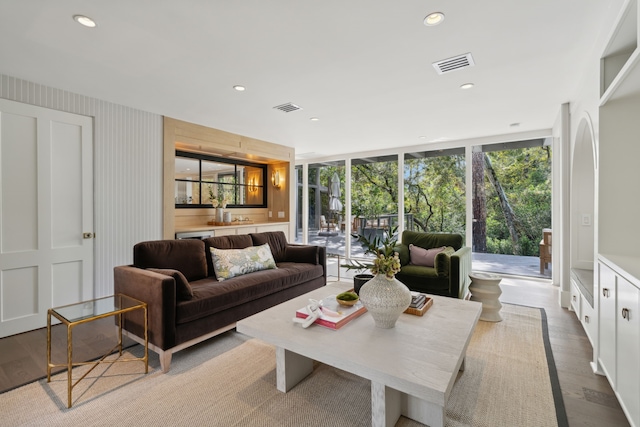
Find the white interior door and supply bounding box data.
[0,99,93,338]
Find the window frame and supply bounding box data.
[174,150,267,208]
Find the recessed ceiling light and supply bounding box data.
[310,117,319,121]
[424,12,445,26]
[233,85,246,91]
[73,15,96,28]
[419,136,428,139]
[460,83,474,89]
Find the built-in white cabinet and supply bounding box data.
[570,270,597,346]
[594,3,640,425]
[617,274,640,424]
[598,262,617,384]
[598,257,640,427]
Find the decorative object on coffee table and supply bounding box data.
[335,291,359,306]
[468,271,503,322]
[359,274,412,328]
[353,273,373,295]
[347,226,411,328]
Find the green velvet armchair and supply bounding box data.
[393,231,471,298]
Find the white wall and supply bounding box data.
[0,74,163,296]
[567,0,628,258]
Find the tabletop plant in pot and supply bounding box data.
[344,228,411,328]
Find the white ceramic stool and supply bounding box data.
[469,271,503,322]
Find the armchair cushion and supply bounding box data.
[409,244,446,267]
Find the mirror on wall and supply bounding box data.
[174,151,267,208]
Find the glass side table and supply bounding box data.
[47,294,148,408]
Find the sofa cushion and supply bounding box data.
[133,239,207,282]
[210,243,277,281]
[409,244,446,267]
[203,235,253,277]
[285,245,319,264]
[250,231,288,262]
[147,268,193,301]
[176,263,324,324]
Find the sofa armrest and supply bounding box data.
[393,244,410,266]
[114,265,177,350]
[449,247,472,299]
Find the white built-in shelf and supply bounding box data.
[600,0,639,105]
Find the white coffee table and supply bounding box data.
[237,282,481,427]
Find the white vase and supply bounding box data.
[216,208,224,222]
[359,274,412,328]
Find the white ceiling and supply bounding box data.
[0,1,625,159]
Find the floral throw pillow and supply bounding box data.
[210,243,277,281]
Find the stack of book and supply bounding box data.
[295,296,367,330]
[410,292,427,310]
[404,291,433,316]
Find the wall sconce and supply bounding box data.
[248,177,258,193]
[272,170,281,189]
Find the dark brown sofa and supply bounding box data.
[114,231,326,372]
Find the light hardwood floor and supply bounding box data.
[0,274,631,426]
[497,274,630,427]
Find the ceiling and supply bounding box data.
[0,1,624,159]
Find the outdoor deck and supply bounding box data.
[297,230,552,280]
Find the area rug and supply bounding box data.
[0,304,567,427]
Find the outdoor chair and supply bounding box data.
[393,231,471,299]
[539,228,552,274]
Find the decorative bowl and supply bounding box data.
[336,291,359,306]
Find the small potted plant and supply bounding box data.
[343,227,399,294]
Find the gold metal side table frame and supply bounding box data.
[47,294,148,408]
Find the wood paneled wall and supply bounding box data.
[164,117,293,238]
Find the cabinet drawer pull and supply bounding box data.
[584,315,589,323]
[572,295,577,301]
[603,288,610,298]
[622,308,630,320]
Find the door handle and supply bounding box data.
[622,308,630,320]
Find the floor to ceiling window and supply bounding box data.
[300,161,346,255]
[351,155,398,258]
[295,138,552,280]
[471,139,552,277]
[404,148,466,238]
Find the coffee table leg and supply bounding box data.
[275,347,313,392]
[403,393,445,427]
[371,381,445,427]
[371,381,401,427]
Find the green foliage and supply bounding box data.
[404,154,465,235]
[351,161,397,219]
[484,147,551,256]
[308,146,551,258]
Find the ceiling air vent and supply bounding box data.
[273,102,302,113]
[432,53,475,75]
